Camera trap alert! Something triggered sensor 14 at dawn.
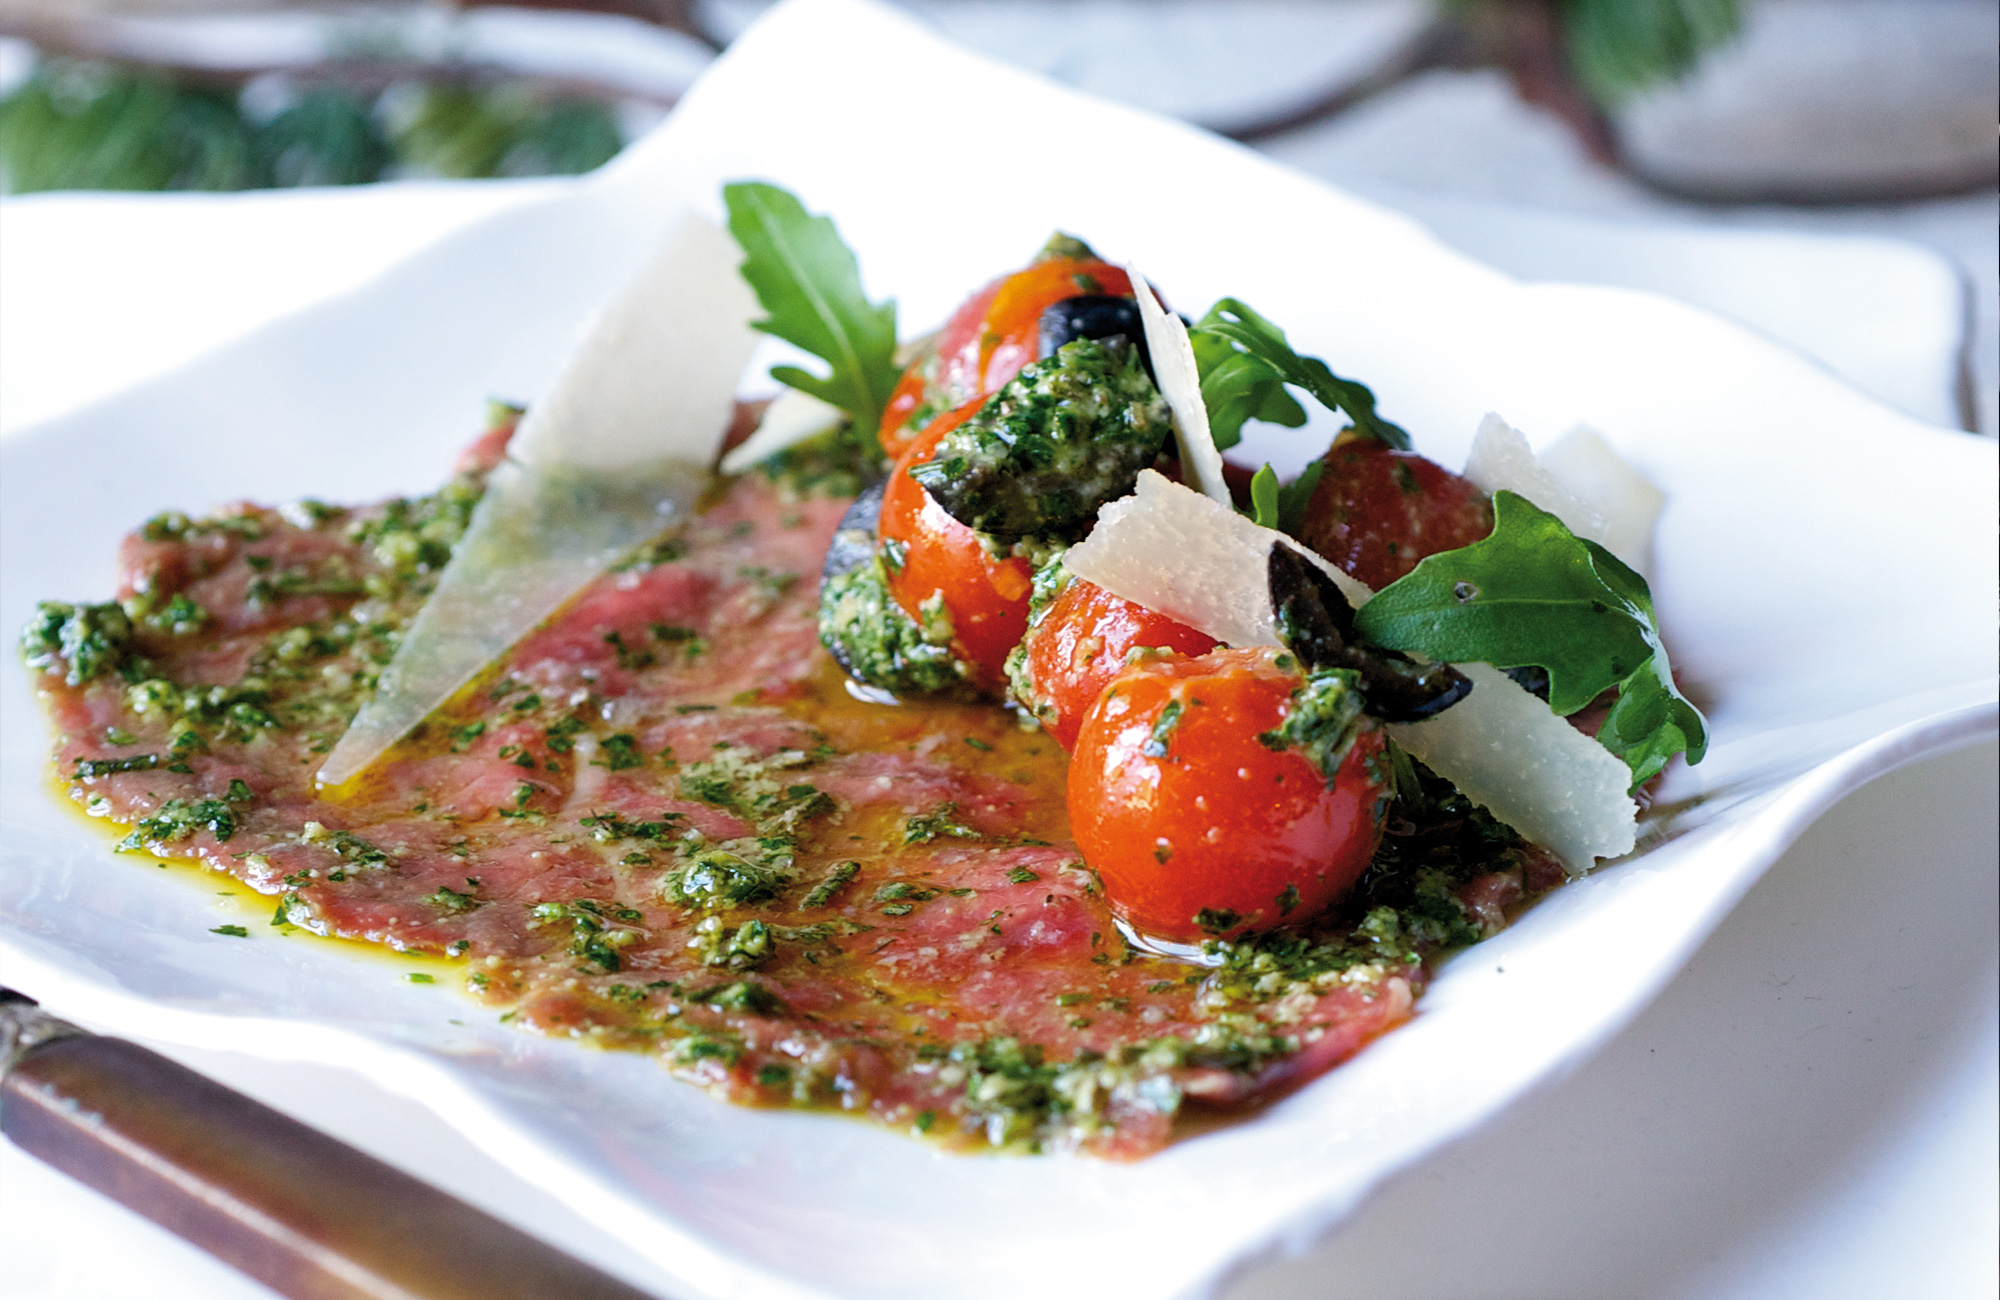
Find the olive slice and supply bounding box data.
[1266,543,1471,723]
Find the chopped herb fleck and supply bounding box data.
[801,860,861,909]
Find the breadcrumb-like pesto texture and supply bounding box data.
[907,335,1172,544]
[23,430,1560,1158]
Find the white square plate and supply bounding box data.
[2,3,1994,1297]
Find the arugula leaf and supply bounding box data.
[1190,336,1308,451]
[1189,298,1410,450]
[1277,460,1325,536]
[1352,490,1705,785]
[1248,464,1281,528]
[722,181,901,435]
[1248,460,1326,536]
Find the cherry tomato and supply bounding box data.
[1014,577,1218,751]
[878,256,1133,459]
[1296,433,1494,589]
[1069,647,1386,944]
[878,406,1033,687]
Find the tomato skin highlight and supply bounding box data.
[1069,647,1386,944]
[878,407,1033,688]
[1016,578,1218,751]
[878,256,1132,460]
[1296,433,1494,590]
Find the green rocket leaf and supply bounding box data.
[1353,490,1705,785]
[722,181,900,435]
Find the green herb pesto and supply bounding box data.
[298,821,390,869]
[799,860,860,908]
[529,899,641,973]
[902,803,984,845]
[818,553,971,697]
[1037,232,1098,263]
[662,835,800,909]
[753,419,888,499]
[348,473,483,585]
[122,679,282,745]
[22,601,136,686]
[117,796,241,851]
[593,733,646,771]
[687,981,784,1016]
[614,530,688,572]
[905,336,1171,544]
[602,631,654,671]
[693,916,774,969]
[1257,668,1366,786]
[1002,547,1073,727]
[579,811,685,844]
[141,511,267,544]
[245,565,369,607]
[131,591,209,636]
[676,747,835,835]
[940,1019,1299,1152]
[72,753,162,779]
[423,884,481,915]
[1140,700,1184,759]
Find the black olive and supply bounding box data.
[820,478,886,588]
[1266,543,1472,723]
[1504,665,1552,701]
[1038,294,1152,375]
[817,479,886,684]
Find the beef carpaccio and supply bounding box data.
[25,424,1561,1159]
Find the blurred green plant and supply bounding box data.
[1225,0,1741,161]
[0,58,627,194]
[1492,0,1741,106]
[389,84,626,181]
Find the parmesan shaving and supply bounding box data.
[1539,425,1665,578]
[1065,469,1637,871]
[1462,413,1663,577]
[512,214,759,472]
[318,213,760,787]
[719,387,845,476]
[1127,268,1229,506]
[1064,470,1366,648]
[1385,666,1639,873]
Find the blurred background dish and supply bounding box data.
[2,0,1992,436]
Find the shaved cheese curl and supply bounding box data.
[1463,413,1663,578]
[1387,664,1638,873]
[513,214,759,472]
[319,213,760,787]
[720,387,844,475]
[1127,268,1230,506]
[1064,471,1366,648]
[1540,425,1665,578]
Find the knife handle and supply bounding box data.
[1,1026,660,1300]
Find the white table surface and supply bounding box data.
[2,162,1995,1300]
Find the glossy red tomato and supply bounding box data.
[1015,577,1218,751]
[1069,647,1386,944]
[878,407,1033,687]
[877,255,1133,459]
[1296,433,1494,589]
